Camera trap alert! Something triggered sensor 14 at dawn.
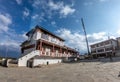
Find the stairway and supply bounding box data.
[18,50,40,66]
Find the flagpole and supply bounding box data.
[81,18,90,55]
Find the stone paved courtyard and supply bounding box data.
[1,58,120,82]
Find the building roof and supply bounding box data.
[90,39,117,46]
[26,25,65,41]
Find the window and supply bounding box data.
[96,44,99,47]
[91,50,96,53]
[97,49,104,52]
[100,43,104,46]
[105,41,110,45]
[91,45,95,48]
[105,47,113,51]
[41,33,49,40]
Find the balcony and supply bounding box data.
[41,33,64,46]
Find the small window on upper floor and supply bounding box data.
[96,44,99,47]
[100,43,104,46]
[105,41,110,45]
[91,45,95,48]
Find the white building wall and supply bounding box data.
[40,32,64,46]
[45,48,51,56]
[36,31,41,40]
[32,32,37,40]
[49,35,51,42]
[33,59,62,66]
[28,31,41,41]
[91,40,118,55]
[18,50,40,66]
[112,40,117,47]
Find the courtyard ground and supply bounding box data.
[1,57,120,82]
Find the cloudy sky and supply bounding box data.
[0,0,120,58]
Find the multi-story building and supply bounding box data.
[18,25,78,67]
[90,39,117,58]
[116,37,120,49]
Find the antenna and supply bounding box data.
[108,33,110,40]
[81,18,90,55]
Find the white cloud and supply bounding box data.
[88,32,107,40]
[0,13,27,57]
[60,5,75,17]
[21,32,28,40]
[32,0,75,20]
[0,39,19,48]
[23,8,30,17]
[49,1,63,10]
[0,29,27,57]
[0,13,12,32]
[56,28,110,53]
[48,1,76,17]
[32,14,39,19]
[38,13,46,22]
[56,28,87,52]
[51,21,56,25]
[87,32,108,45]
[0,30,26,48]
[117,29,120,35]
[16,0,22,5]
[32,0,42,8]
[31,13,45,23]
[0,13,28,57]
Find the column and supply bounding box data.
[40,41,42,50]
[40,41,42,55]
[66,48,68,57]
[60,47,62,57]
[52,45,55,57]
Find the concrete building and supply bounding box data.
[18,25,78,67]
[116,37,120,49]
[115,37,120,56]
[90,39,117,58]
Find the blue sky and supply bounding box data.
[0,0,120,58]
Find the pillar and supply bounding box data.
[60,47,62,57]
[40,41,43,56]
[52,45,55,57]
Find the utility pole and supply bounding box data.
[108,33,110,40]
[5,45,8,58]
[81,18,90,56]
